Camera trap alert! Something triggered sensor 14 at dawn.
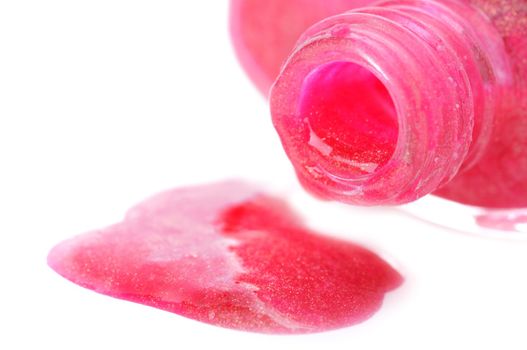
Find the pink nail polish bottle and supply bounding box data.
[266,0,527,209]
[230,0,375,95]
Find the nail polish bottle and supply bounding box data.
[267,0,526,208]
[230,0,374,95]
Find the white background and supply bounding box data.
[1,1,526,349]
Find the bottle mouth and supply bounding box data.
[298,60,399,178]
[270,7,477,205]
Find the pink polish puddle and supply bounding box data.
[48,181,402,334]
[475,209,527,233]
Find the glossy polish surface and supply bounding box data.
[48,182,402,334]
[299,61,399,176]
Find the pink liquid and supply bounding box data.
[476,209,527,232]
[48,181,402,334]
[233,0,527,208]
[299,61,399,177]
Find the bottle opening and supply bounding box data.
[298,61,398,176]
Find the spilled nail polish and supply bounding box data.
[48,181,402,334]
[476,209,527,233]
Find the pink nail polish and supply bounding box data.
[48,181,402,334]
[269,0,527,208]
[476,208,527,232]
[230,0,375,95]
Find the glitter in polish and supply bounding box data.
[48,181,402,334]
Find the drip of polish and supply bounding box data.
[48,181,402,334]
[476,209,527,233]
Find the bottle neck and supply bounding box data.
[270,0,512,205]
